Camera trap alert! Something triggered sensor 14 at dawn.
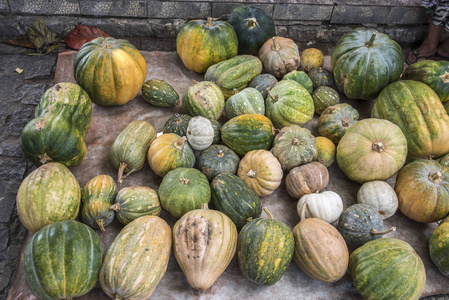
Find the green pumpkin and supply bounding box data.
[23,220,102,300]
[20,83,92,168]
[283,70,313,94]
[430,216,449,277]
[312,86,340,115]
[211,173,262,229]
[440,153,449,167]
[225,87,265,118]
[318,103,359,144]
[158,168,211,218]
[162,113,192,137]
[248,73,278,99]
[182,81,225,120]
[266,79,314,128]
[308,67,334,89]
[331,27,403,100]
[349,238,426,300]
[444,100,449,114]
[198,144,240,181]
[237,209,294,285]
[81,175,117,231]
[209,118,222,144]
[141,79,179,107]
[372,80,449,161]
[108,120,157,184]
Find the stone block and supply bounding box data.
[141,37,177,52]
[0,179,23,224]
[287,23,354,44]
[147,19,187,38]
[0,137,23,158]
[9,0,80,15]
[331,5,390,24]
[79,0,147,17]
[0,0,9,13]
[383,25,427,44]
[77,17,154,38]
[0,225,8,261]
[212,3,274,18]
[387,6,429,25]
[274,4,333,21]
[335,0,422,6]
[148,1,211,19]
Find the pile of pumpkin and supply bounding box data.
[15,5,449,300]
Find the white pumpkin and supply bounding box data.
[357,180,398,219]
[297,191,343,224]
[186,116,214,150]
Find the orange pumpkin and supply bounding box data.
[299,48,324,72]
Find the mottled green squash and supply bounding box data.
[198,144,240,181]
[299,48,324,72]
[283,70,313,94]
[163,113,192,137]
[308,67,334,89]
[225,87,265,118]
[209,118,222,144]
[312,86,340,115]
[440,153,449,167]
[430,216,449,277]
[182,81,225,120]
[142,79,179,107]
[248,73,278,99]
[318,103,359,144]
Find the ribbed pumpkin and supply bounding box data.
[20,83,92,168]
[73,37,147,106]
[81,175,117,231]
[308,67,334,89]
[372,80,449,161]
[237,149,283,197]
[331,27,403,100]
[283,70,313,94]
[315,136,336,167]
[272,125,317,172]
[141,79,179,107]
[198,144,240,181]
[111,186,161,225]
[337,118,407,184]
[248,73,278,99]
[266,79,315,128]
[186,116,214,150]
[182,81,225,120]
[297,191,343,224]
[16,162,81,233]
[108,120,157,183]
[23,220,102,300]
[162,113,192,136]
[176,17,238,73]
[318,103,359,144]
[147,133,195,177]
[430,216,449,277]
[99,216,172,299]
[357,181,398,219]
[286,161,330,199]
[349,238,426,300]
[238,208,295,285]
[259,36,300,78]
[299,48,324,72]
[211,173,262,229]
[395,159,449,223]
[292,204,349,282]
[173,203,237,290]
[158,167,211,218]
[441,153,449,167]
[221,114,275,157]
[225,87,265,118]
[312,86,340,115]
[209,118,222,144]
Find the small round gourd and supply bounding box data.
[286,162,329,199]
[248,73,278,99]
[198,145,240,181]
[186,116,214,150]
[297,191,343,224]
[225,87,265,118]
[315,136,336,167]
[182,81,225,120]
[308,67,334,89]
[259,36,300,78]
[299,48,324,72]
[163,113,192,136]
[283,70,313,94]
[312,86,340,115]
[357,181,398,219]
[141,79,179,107]
[318,103,359,143]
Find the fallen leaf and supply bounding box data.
[2,35,36,49]
[27,18,59,49]
[65,25,110,50]
[15,68,24,74]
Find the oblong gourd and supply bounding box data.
[141,79,179,107]
[182,81,225,120]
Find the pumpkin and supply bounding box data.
[248,73,278,99]
[110,186,161,225]
[227,5,276,55]
[238,208,294,285]
[162,113,192,136]
[315,136,336,167]
[224,87,265,118]
[349,238,426,300]
[73,37,147,106]
[272,125,317,172]
[371,80,449,161]
[23,220,102,300]
[308,67,334,89]
[292,203,349,282]
[158,167,211,218]
[445,100,449,114]
[318,103,359,144]
[331,27,403,100]
[211,173,262,229]
[141,79,179,107]
[265,79,315,128]
[395,159,449,223]
[297,191,343,224]
[259,36,300,78]
[282,70,313,94]
[204,55,263,98]
[209,118,222,144]
[16,162,81,233]
[198,144,240,181]
[286,161,330,199]
[80,175,117,231]
[186,116,214,150]
[147,133,195,177]
[108,120,157,183]
[429,216,449,277]
[440,153,449,167]
[99,216,171,299]
[20,83,92,168]
[173,203,237,290]
[182,80,225,120]
[221,114,275,157]
[312,86,340,115]
[237,149,283,197]
[336,118,407,184]
[299,48,324,72]
[357,180,398,219]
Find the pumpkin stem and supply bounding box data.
[271,36,280,51]
[114,295,123,300]
[201,202,209,209]
[38,153,53,165]
[96,219,106,232]
[180,177,190,185]
[217,149,224,157]
[206,17,214,27]
[365,33,377,48]
[176,136,187,147]
[118,163,136,184]
[110,203,120,211]
[292,138,300,145]
[440,71,449,84]
[341,117,350,127]
[370,226,396,235]
[268,90,278,102]
[429,171,443,183]
[244,17,260,30]
[299,202,307,222]
[233,88,239,95]
[247,169,256,178]
[372,141,385,153]
[263,208,274,219]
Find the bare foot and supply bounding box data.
[437,38,449,58]
[406,41,437,64]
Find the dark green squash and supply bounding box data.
[318,103,359,144]
[209,118,222,144]
[141,79,179,107]
[312,86,340,115]
[225,87,265,118]
[283,70,313,94]
[182,81,225,120]
[430,216,449,277]
[308,67,334,89]
[248,73,278,99]
[163,113,192,137]
[198,145,240,181]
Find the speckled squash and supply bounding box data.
[108,120,157,183]
[349,238,426,300]
[99,216,171,299]
[147,133,195,177]
[198,144,240,181]
[162,113,192,137]
[23,220,102,300]
[440,153,449,167]
[315,136,336,167]
[318,103,359,143]
[312,86,340,115]
[282,70,313,94]
[357,181,398,219]
[209,118,222,144]
[141,79,179,107]
[395,159,449,223]
[74,37,147,106]
[173,203,237,290]
[16,162,81,233]
[237,149,283,197]
[297,191,343,224]
[238,209,294,285]
[272,125,317,172]
[430,216,449,277]
[248,73,278,99]
[445,101,449,114]
[111,186,161,225]
[308,67,334,89]
[225,87,265,118]
[299,48,324,72]
[286,161,330,199]
[81,175,117,231]
[182,81,225,120]
[186,116,214,150]
[259,36,300,78]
